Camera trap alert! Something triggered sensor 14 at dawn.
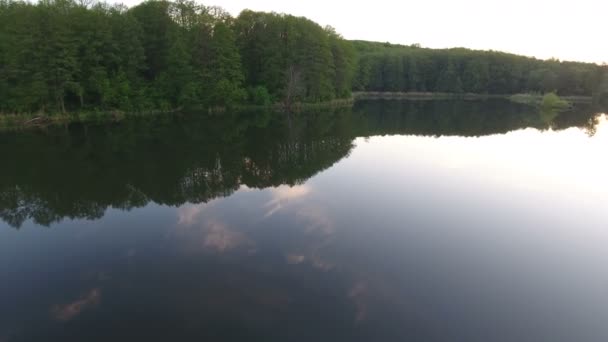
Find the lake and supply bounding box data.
[1,100,607,342]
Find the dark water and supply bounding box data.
[1,100,607,342]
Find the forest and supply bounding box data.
[0,0,355,114]
[353,41,607,96]
[0,0,607,116]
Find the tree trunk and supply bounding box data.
[60,96,66,114]
[284,65,301,112]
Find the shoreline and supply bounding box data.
[0,98,356,131]
[0,93,595,131]
[353,91,593,103]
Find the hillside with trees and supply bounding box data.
[0,0,356,115]
[352,41,606,96]
[0,0,606,117]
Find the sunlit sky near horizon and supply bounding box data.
[115,0,608,64]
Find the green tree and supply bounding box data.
[206,22,245,106]
[436,59,463,93]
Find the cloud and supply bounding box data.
[349,282,369,322]
[203,221,253,253]
[347,277,404,324]
[286,254,306,264]
[282,205,337,271]
[51,288,101,322]
[285,252,334,271]
[296,206,334,236]
[174,216,255,255]
[177,203,210,227]
[309,254,334,271]
[264,185,311,217]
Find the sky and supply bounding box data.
[119,0,607,64]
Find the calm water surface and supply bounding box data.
[1,100,607,341]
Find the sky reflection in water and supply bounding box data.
[1,102,607,341]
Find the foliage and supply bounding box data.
[541,92,570,110]
[352,41,603,96]
[0,0,356,115]
[0,0,604,117]
[248,86,272,106]
[509,93,544,106]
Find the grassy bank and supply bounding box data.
[1,92,595,131]
[0,99,356,131]
[0,109,182,130]
[189,97,355,114]
[353,92,508,100]
[509,93,581,111]
[355,91,594,111]
[274,98,355,111]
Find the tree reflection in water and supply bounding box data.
[0,100,602,228]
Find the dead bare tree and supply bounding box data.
[77,0,95,8]
[284,65,302,112]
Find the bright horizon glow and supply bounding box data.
[350,114,608,205]
[114,0,607,64]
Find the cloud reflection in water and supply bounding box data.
[51,288,101,322]
[263,185,311,218]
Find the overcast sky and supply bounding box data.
[121,0,607,64]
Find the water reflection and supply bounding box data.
[263,185,312,218]
[0,100,602,228]
[51,288,101,322]
[0,110,353,228]
[1,101,608,341]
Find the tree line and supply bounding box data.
[0,0,355,114]
[0,0,606,115]
[353,41,607,97]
